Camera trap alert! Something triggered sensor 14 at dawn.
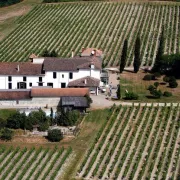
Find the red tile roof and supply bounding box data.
[0,62,43,75]
[68,76,100,87]
[31,88,89,97]
[0,90,30,100]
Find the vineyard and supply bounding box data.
[0,2,179,67]
[77,104,180,180]
[0,146,72,180]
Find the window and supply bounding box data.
[38,83,43,86]
[8,76,12,81]
[62,74,64,78]
[53,72,56,79]
[69,72,73,79]
[8,83,12,89]
[61,83,66,88]
[47,83,53,88]
[17,82,26,89]
[39,77,42,82]
[29,83,32,87]
[23,77,26,81]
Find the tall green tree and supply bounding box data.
[133,36,141,73]
[120,39,128,73]
[152,29,164,72]
[116,83,121,99]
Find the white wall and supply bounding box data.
[0,68,101,89]
[32,58,44,64]
[90,69,101,80]
[0,75,45,89]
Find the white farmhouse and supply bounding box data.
[0,50,102,95]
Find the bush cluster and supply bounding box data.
[55,109,80,126]
[163,76,178,88]
[0,109,50,137]
[124,92,139,100]
[47,129,63,142]
[0,128,14,141]
[163,91,172,97]
[0,0,22,7]
[147,82,173,99]
[143,74,156,81]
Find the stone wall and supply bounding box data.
[0,97,61,108]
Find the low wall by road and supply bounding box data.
[0,97,60,108]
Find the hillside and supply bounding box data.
[0,1,179,67]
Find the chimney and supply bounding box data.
[17,65,20,72]
[84,79,87,85]
[72,50,74,58]
[94,49,96,56]
[82,47,85,53]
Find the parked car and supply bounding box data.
[90,90,96,94]
[98,86,106,93]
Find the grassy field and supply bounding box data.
[0,1,179,67]
[120,70,180,102]
[0,109,16,120]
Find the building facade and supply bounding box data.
[0,55,102,92]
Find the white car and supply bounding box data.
[98,86,106,93]
[90,90,96,94]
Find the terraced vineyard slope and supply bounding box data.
[0,146,72,180]
[77,104,180,180]
[0,2,179,67]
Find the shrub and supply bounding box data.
[154,72,161,78]
[163,91,172,97]
[154,82,159,88]
[0,118,7,129]
[143,74,155,81]
[169,80,178,88]
[27,109,50,131]
[6,111,26,129]
[147,85,155,91]
[47,129,63,142]
[169,76,176,82]
[85,94,93,107]
[163,76,170,83]
[0,128,14,141]
[150,89,162,99]
[55,109,80,126]
[124,92,138,100]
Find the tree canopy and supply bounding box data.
[133,36,141,73]
[120,39,128,73]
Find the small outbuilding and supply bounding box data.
[68,76,100,95]
[60,96,88,112]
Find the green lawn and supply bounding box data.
[0,109,16,120]
[120,76,180,103]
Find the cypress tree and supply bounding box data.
[133,36,141,73]
[116,83,121,99]
[152,29,164,72]
[120,39,128,73]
